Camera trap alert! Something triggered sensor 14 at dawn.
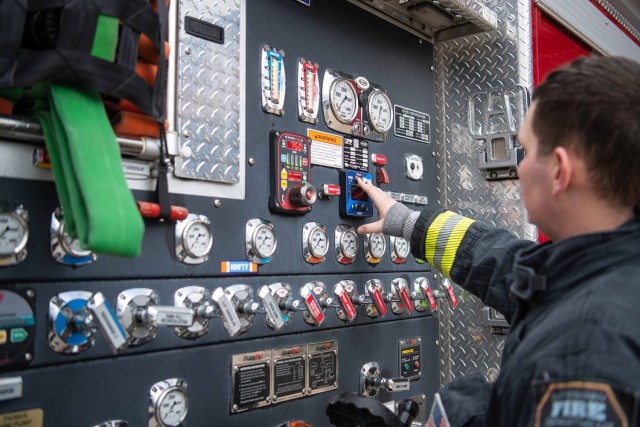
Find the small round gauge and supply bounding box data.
[253,223,277,259]
[339,229,358,259]
[308,226,329,258]
[156,388,188,426]
[58,221,92,257]
[329,78,359,124]
[367,90,393,133]
[149,379,189,427]
[394,237,410,259]
[0,211,28,256]
[183,219,213,259]
[368,233,386,259]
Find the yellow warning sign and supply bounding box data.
[307,130,342,146]
[0,409,44,427]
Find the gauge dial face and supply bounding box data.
[368,233,386,259]
[394,237,410,259]
[339,229,358,259]
[308,226,329,258]
[156,388,188,426]
[329,78,359,124]
[253,224,277,259]
[183,220,213,259]
[0,212,28,256]
[367,90,393,133]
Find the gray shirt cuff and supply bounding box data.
[382,202,417,238]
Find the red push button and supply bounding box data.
[371,153,387,166]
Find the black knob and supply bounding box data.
[289,183,317,207]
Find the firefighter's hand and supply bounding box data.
[355,176,397,235]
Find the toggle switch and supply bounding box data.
[117,288,195,346]
[375,167,389,186]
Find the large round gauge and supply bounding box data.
[367,90,393,133]
[0,210,28,256]
[368,233,386,259]
[329,78,359,124]
[339,228,358,259]
[394,237,410,259]
[182,219,213,259]
[253,223,277,259]
[308,226,329,258]
[149,378,188,427]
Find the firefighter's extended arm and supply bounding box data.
[356,176,534,323]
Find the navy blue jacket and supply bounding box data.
[411,206,640,426]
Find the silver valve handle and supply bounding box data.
[370,376,411,393]
[383,294,401,303]
[87,292,128,354]
[138,305,195,327]
[258,285,286,330]
[195,303,216,319]
[318,295,339,308]
[281,299,306,312]
[211,287,243,337]
[238,301,264,315]
[353,294,371,305]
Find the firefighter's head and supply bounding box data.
[517,56,640,239]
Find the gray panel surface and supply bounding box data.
[434,0,534,385]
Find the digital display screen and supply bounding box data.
[286,140,304,152]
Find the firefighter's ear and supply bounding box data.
[551,146,572,196]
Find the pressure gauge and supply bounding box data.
[303,222,329,263]
[183,220,212,258]
[335,224,358,264]
[367,89,393,133]
[148,378,188,427]
[390,236,410,264]
[340,229,358,258]
[364,232,386,264]
[254,224,277,258]
[246,218,277,264]
[0,202,29,267]
[329,77,359,124]
[175,213,213,265]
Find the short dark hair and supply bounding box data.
[531,56,640,208]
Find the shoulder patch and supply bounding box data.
[534,381,628,427]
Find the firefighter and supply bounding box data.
[355,56,640,426]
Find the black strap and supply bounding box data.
[0,0,167,121]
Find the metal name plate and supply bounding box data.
[307,340,339,395]
[231,351,272,413]
[272,346,307,404]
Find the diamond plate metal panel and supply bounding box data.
[434,0,534,385]
[175,0,241,183]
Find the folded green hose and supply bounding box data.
[34,15,144,257]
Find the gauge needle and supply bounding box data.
[0,226,11,238]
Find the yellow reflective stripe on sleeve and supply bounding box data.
[424,211,455,266]
[441,217,475,278]
[424,211,475,278]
